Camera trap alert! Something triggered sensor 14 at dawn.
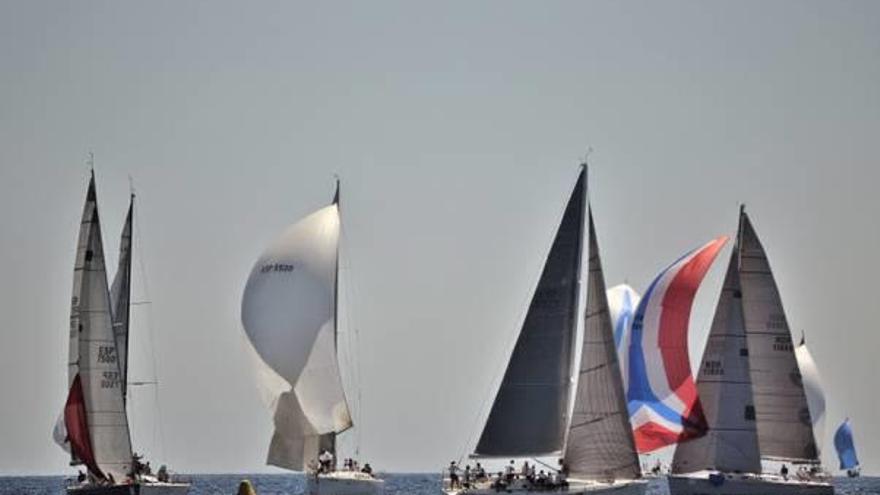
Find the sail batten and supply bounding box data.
[562,208,640,480]
[474,168,585,457]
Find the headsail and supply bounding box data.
[474,167,585,457]
[671,242,762,474]
[627,237,728,453]
[795,335,826,454]
[833,419,859,471]
[563,209,640,480]
[65,173,133,480]
[241,190,352,471]
[109,196,134,402]
[738,211,819,462]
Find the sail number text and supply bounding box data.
[260,263,294,273]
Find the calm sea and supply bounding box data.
[0,475,876,495]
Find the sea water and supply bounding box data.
[0,475,876,495]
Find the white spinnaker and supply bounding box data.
[241,204,352,470]
[796,340,827,454]
[69,177,133,480]
[607,284,640,390]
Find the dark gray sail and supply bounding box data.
[563,208,640,480]
[671,234,761,474]
[109,196,133,402]
[475,168,585,456]
[739,211,819,462]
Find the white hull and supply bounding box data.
[67,483,190,495]
[305,472,385,495]
[668,473,833,495]
[444,478,647,495]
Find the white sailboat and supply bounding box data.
[668,206,833,495]
[240,180,384,495]
[445,165,645,495]
[57,172,189,494]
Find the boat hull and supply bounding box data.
[668,474,833,495]
[66,483,190,495]
[305,472,385,495]
[444,478,647,495]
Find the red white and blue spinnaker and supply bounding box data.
[626,236,728,453]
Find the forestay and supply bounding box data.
[241,199,352,471]
[739,212,819,462]
[563,210,640,480]
[474,168,585,457]
[65,174,133,481]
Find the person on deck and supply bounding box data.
[449,461,460,488]
[319,450,334,473]
[475,463,487,481]
[361,463,373,476]
[505,460,515,483]
[464,465,472,488]
[780,464,789,480]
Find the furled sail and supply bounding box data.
[738,211,819,462]
[795,336,826,454]
[241,194,352,471]
[626,237,728,453]
[474,167,585,457]
[109,196,134,402]
[65,173,133,481]
[607,284,640,388]
[833,419,859,471]
[563,210,640,480]
[671,244,762,474]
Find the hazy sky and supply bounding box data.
[1,0,878,476]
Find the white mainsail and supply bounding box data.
[672,206,820,475]
[65,173,133,481]
[671,241,762,474]
[241,193,352,470]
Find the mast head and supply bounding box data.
[332,174,340,206]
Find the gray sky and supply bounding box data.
[1,0,878,476]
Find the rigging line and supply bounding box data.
[338,210,363,458]
[132,195,169,464]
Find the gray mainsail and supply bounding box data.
[739,211,819,462]
[563,208,640,480]
[475,168,585,457]
[68,173,133,480]
[671,232,761,474]
[109,196,133,402]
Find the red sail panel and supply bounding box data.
[64,374,104,480]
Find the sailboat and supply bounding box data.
[834,420,860,478]
[241,180,384,495]
[444,165,645,495]
[57,172,189,494]
[668,206,833,495]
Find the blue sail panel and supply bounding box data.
[834,419,860,470]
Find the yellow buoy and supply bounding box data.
[237,479,257,495]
